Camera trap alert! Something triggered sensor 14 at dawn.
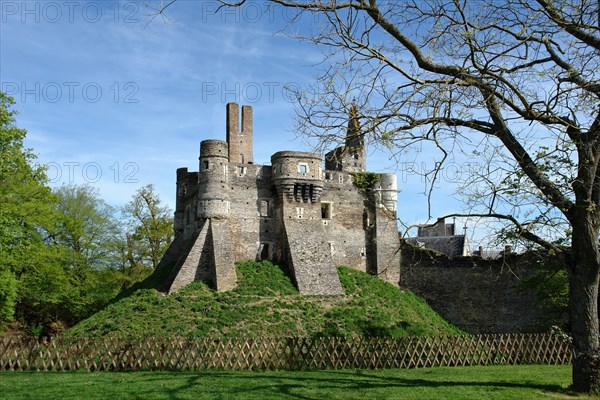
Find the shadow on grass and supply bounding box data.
[5,368,576,400]
[120,369,573,400]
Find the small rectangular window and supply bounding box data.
[203,161,209,170]
[325,172,332,180]
[258,243,270,261]
[298,164,308,174]
[321,202,332,219]
[259,200,270,217]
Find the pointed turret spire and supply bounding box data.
[345,101,364,150]
[324,100,366,172]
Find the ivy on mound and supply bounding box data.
[67,261,461,338]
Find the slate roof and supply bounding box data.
[406,235,467,258]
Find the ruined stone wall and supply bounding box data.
[400,243,550,333]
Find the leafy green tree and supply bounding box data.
[0,92,56,330]
[16,244,79,327]
[0,269,18,329]
[52,184,121,271]
[0,94,125,331]
[122,184,173,273]
[49,184,124,316]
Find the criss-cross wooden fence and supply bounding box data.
[0,334,572,372]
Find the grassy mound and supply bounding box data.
[67,261,461,338]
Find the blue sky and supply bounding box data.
[1,0,476,239]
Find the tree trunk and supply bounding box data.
[569,219,600,393]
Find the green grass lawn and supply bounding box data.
[1,365,596,400]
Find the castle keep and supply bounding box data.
[160,103,400,295]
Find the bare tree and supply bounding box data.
[155,0,599,392]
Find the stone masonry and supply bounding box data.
[158,103,400,295]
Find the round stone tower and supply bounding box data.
[375,173,398,212]
[198,140,230,218]
[271,151,323,201]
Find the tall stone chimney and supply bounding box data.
[226,102,253,164]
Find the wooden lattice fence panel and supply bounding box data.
[0,334,572,372]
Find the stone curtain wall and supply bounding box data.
[400,243,561,333]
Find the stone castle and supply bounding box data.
[158,102,400,295]
[153,103,550,334]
